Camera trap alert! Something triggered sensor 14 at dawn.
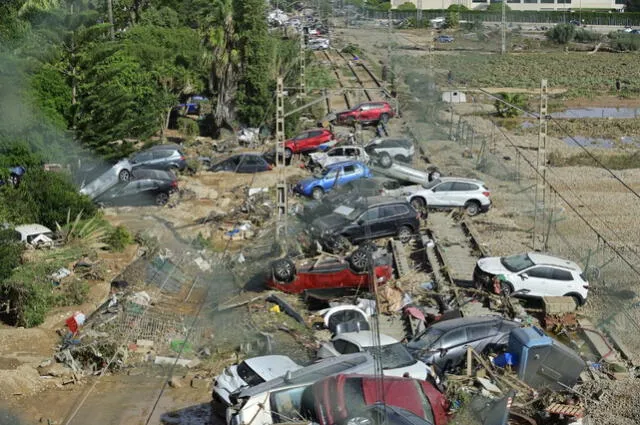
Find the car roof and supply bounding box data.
[428,315,513,332]
[436,177,485,185]
[131,169,176,181]
[14,224,53,235]
[147,143,182,151]
[330,145,361,150]
[354,195,411,207]
[326,160,366,169]
[243,355,301,380]
[333,330,398,347]
[527,252,581,271]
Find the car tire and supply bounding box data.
[464,200,481,216]
[272,258,296,283]
[428,170,441,182]
[325,235,351,254]
[155,192,169,206]
[410,197,426,212]
[284,148,293,159]
[379,153,392,168]
[311,187,324,200]
[501,282,515,297]
[347,116,356,126]
[118,169,131,182]
[565,293,584,307]
[380,113,390,124]
[397,225,413,243]
[348,246,371,273]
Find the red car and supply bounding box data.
[313,374,449,425]
[336,101,395,125]
[266,250,392,295]
[284,128,335,159]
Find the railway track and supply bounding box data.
[317,49,351,111]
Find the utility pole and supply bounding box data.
[275,77,287,242]
[532,79,548,251]
[387,8,392,71]
[299,33,306,97]
[500,0,506,55]
[417,0,423,26]
[107,0,115,40]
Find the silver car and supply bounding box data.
[79,159,133,200]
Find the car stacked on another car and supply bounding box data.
[294,160,372,200]
[365,137,415,167]
[130,144,187,173]
[284,128,335,159]
[210,153,273,173]
[93,169,177,206]
[406,177,491,216]
[473,252,590,306]
[308,145,369,170]
[309,196,422,253]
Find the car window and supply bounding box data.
[381,205,406,218]
[294,132,308,140]
[328,148,343,157]
[343,165,356,175]
[441,328,467,349]
[237,361,266,386]
[383,180,400,190]
[406,329,444,351]
[365,343,416,369]
[501,254,535,272]
[324,169,338,180]
[452,182,477,191]
[467,325,494,341]
[134,152,153,163]
[334,340,360,354]
[526,267,555,279]
[309,130,323,137]
[360,207,380,222]
[245,155,262,165]
[344,148,358,156]
[552,269,574,281]
[433,182,454,192]
[270,386,308,424]
[152,150,173,159]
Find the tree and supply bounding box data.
[494,93,526,118]
[546,23,576,44]
[397,2,416,10]
[448,4,468,11]
[486,2,510,12]
[444,11,459,28]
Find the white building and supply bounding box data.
[391,0,625,12]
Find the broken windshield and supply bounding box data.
[501,254,534,272]
[365,343,417,370]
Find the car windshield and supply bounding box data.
[364,343,417,370]
[270,385,314,423]
[501,253,534,272]
[236,361,266,386]
[406,329,444,351]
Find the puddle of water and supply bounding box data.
[563,135,616,149]
[552,107,640,119]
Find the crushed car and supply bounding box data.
[267,246,392,295]
[308,145,369,170]
[335,101,395,125]
[93,169,177,207]
[14,224,55,248]
[365,137,415,167]
[294,160,372,200]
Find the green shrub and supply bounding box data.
[444,11,459,29]
[54,280,89,306]
[177,117,200,138]
[485,2,510,12]
[609,34,640,51]
[397,2,416,10]
[494,93,526,118]
[546,24,576,44]
[106,225,133,252]
[574,28,600,43]
[448,4,469,11]
[341,44,362,56]
[0,230,23,282]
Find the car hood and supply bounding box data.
[384,359,431,381]
[476,257,510,275]
[309,152,328,164]
[311,213,350,234]
[214,365,246,403]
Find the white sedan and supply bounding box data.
[308,145,369,169]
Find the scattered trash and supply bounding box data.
[129,291,151,307]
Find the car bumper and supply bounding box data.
[480,203,491,213]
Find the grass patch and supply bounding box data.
[548,150,640,169]
[430,52,640,97]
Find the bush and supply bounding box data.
[397,2,416,10]
[341,44,362,56]
[574,28,600,43]
[546,24,575,44]
[0,230,23,282]
[486,2,510,12]
[494,93,526,118]
[106,225,133,252]
[444,11,459,29]
[609,34,640,51]
[448,4,469,11]
[177,117,200,138]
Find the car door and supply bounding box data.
[378,205,404,237]
[293,131,310,151]
[337,164,360,186]
[429,181,455,206]
[466,323,498,354]
[116,181,143,204]
[451,182,474,206]
[321,168,340,191]
[548,268,576,297]
[348,206,382,241]
[306,130,325,150]
[515,266,555,296]
[151,150,172,169]
[131,151,153,169]
[136,179,161,204]
[438,327,469,370]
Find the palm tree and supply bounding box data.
[201,0,239,131]
[494,92,526,118]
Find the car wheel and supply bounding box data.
[394,155,408,163]
[325,235,351,254]
[379,113,390,124]
[464,200,481,216]
[311,187,324,200]
[501,282,514,297]
[155,192,169,206]
[397,225,413,243]
[272,258,296,283]
[284,148,293,159]
[118,169,131,182]
[379,153,392,168]
[349,247,371,273]
[428,170,441,182]
[347,116,356,126]
[410,197,426,211]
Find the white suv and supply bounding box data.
[473,252,589,306]
[406,177,491,216]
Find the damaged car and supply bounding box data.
[309,197,421,253]
[212,355,302,408]
[365,137,414,167]
[294,161,372,200]
[267,246,393,295]
[406,177,491,217]
[93,169,177,207]
[308,145,369,170]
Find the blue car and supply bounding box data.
[294,160,372,200]
[435,35,454,43]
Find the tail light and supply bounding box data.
[267,164,273,170]
[482,191,490,197]
[583,285,589,289]
[171,180,178,188]
[180,155,186,161]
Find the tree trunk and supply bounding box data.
[213,61,238,130]
[106,0,114,39]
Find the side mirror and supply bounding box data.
[520,273,529,280]
[357,219,365,226]
[439,348,448,358]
